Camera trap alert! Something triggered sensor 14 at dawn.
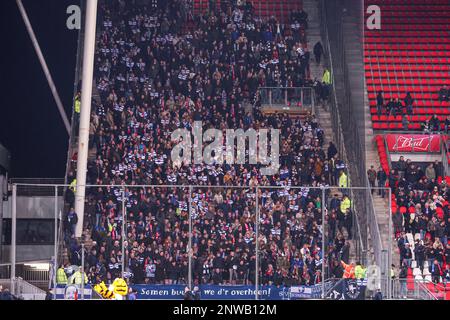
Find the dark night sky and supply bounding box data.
[0,0,81,178]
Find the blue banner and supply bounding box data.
[132,285,298,300]
[289,284,325,299]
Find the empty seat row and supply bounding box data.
[365,11,450,18]
[371,115,450,122]
[368,93,444,100]
[365,57,450,64]
[372,18,449,24]
[366,31,450,37]
[365,44,450,51]
[368,87,444,94]
[371,111,450,118]
[367,79,448,86]
[365,64,450,73]
[366,70,449,76]
[366,0,448,5]
[365,1,449,133]
[366,38,450,44]
[365,51,447,58]
[372,5,450,11]
[370,100,450,108]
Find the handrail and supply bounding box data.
[258,86,314,89]
[256,86,315,111]
[319,0,366,264]
[60,0,86,265]
[417,280,439,300]
[391,278,439,300]
[442,136,449,176]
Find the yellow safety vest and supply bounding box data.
[355,265,366,279]
[339,173,348,188]
[340,197,351,213]
[69,179,77,193]
[56,268,68,284]
[74,98,81,114]
[322,70,331,85]
[71,271,88,285]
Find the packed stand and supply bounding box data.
[373,157,450,285]
[63,0,352,287]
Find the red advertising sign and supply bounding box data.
[385,134,441,153]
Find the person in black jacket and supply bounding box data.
[430,115,441,132]
[212,268,223,285]
[313,41,324,64]
[386,98,395,116]
[414,240,426,272]
[377,166,387,198]
[331,259,344,278]
[373,289,383,300]
[327,142,338,161]
[445,115,450,134]
[183,287,194,300]
[429,259,442,287]
[398,262,409,299]
[193,286,201,300]
[376,91,384,117]
[394,98,403,116]
[404,92,414,116]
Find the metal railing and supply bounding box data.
[0,277,46,300]
[442,136,449,176]
[258,87,315,112]
[320,0,391,297]
[392,279,439,300]
[10,183,394,300]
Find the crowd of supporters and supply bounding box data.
[63,0,352,287]
[368,156,450,284]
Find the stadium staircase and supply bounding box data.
[365,0,450,130]
[323,0,398,275]
[304,0,361,263]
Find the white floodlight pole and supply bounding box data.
[54,186,58,300]
[74,0,98,238]
[16,0,71,134]
[11,184,17,294]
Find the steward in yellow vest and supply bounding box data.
[56,266,68,284]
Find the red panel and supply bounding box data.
[385,134,441,153]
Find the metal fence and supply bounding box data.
[6,183,396,299]
[392,279,439,300]
[258,87,315,111]
[0,277,46,300]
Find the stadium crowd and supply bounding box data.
[62,0,353,288]
[369,157,450,284]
